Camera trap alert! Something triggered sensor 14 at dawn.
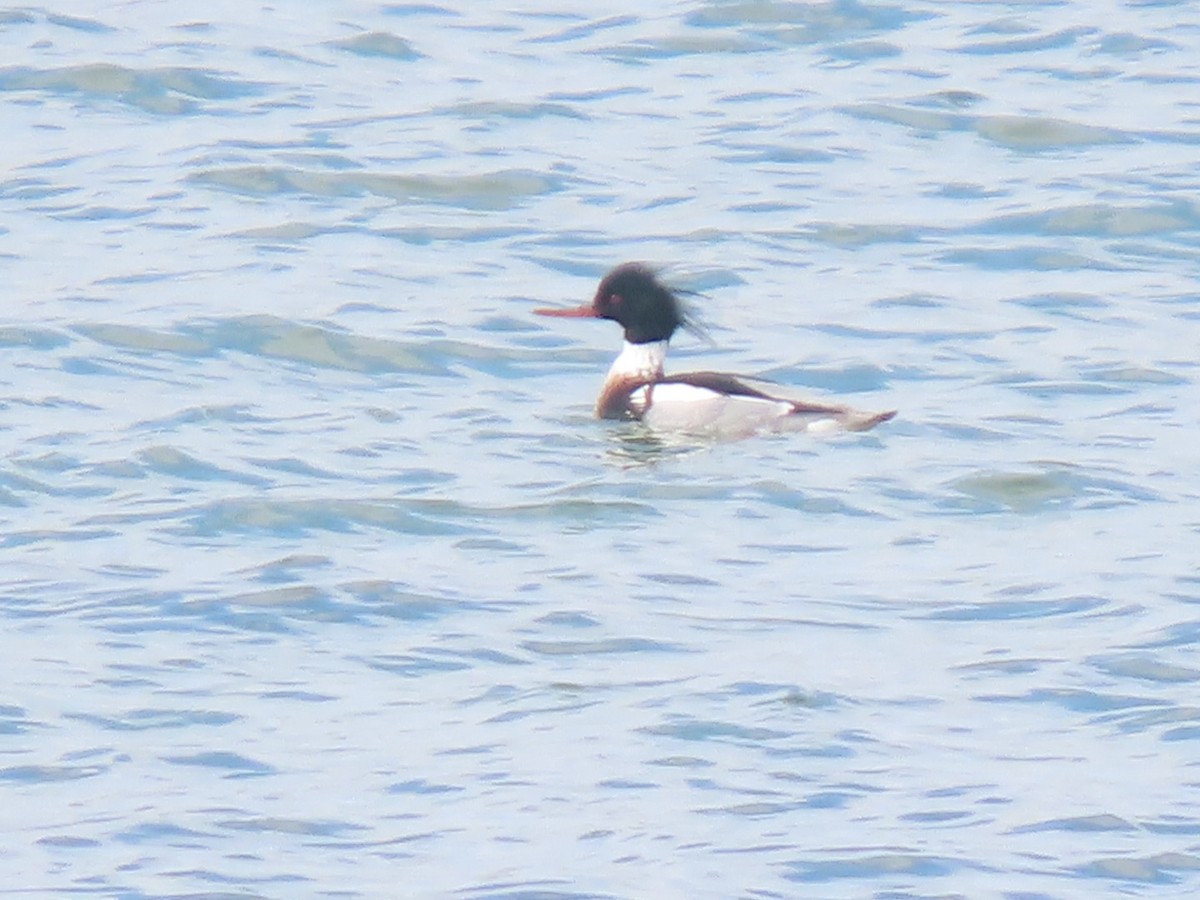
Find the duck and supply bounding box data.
[535,262,895,437]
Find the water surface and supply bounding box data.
[3,2,1200,897]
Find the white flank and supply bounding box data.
[640,383,795,436]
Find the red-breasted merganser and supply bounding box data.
[535,262,896,436]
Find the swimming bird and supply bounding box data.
[535,263,896,437]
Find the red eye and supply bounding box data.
[608,293,622,306]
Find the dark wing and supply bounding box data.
[661,371,848,415]
[660,371,779,400]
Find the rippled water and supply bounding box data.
[3,2,1200,897]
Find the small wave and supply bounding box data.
[162,751,275,777]
[686,0,929,41]
[947,465,1158,513]
[978,202,1199,238]
[188,165,564,209]
[785,852,981,882]
[847,102,1131,149]
[522,637,684,656]
[0,63,262,114]
[328,31,422,60]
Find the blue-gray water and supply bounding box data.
[3,2,1200,898]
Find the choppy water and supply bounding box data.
[3,2,1200,897]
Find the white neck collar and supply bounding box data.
[606,340,667,382]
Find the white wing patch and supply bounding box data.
[640,382,723,404]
